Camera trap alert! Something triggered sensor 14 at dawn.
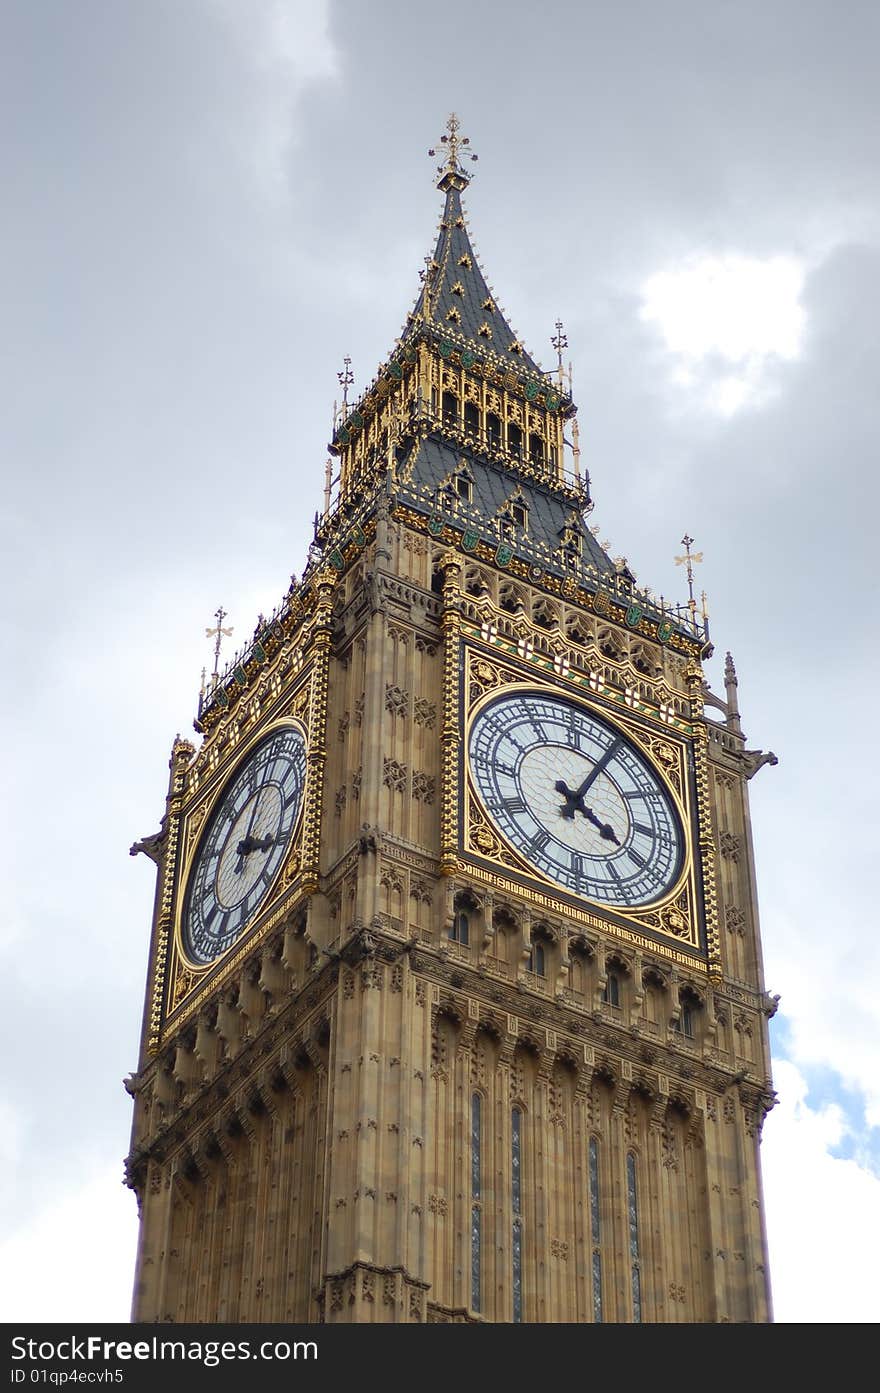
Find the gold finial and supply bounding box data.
[205,605,234,680]
[337,355,354,414]
[551,320,568,386]
[674,534,704,615]
[429,114,478,187]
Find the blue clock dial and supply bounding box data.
[468,692,683,908]
[182,725,307,966]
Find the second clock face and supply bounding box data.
[182,724,307,966]
[468,691,683,908]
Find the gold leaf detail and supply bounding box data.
[661,906,689,937]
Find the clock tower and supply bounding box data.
[126,119,777,1324]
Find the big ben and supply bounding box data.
[126,118,777,1324]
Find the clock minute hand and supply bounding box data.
[234,781,267,873]
[572,738,623,803]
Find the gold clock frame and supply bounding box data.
[174,714,309,966]
[459,644,706,958]
[155,683,320,1042]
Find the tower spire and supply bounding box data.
[408,117,543,374]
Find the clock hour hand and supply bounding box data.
[554,782,620,845]
[584,807,620,846]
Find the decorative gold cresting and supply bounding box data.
[146,736,194,1053]
[429,113,478,189]
[299,572,336,893]
[439,553,463,876]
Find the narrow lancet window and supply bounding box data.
[449,911,469,945]
[471,1093,482,1312]
[527,938,546,977]
[589,1136,603,1323]
[512,1106,523,1322]
[626,1152,642,1322]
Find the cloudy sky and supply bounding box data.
[2,0,878,1324]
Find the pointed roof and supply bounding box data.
[397,117,545,377]
[407,178,544,376]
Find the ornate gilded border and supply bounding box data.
[458,643,707,959]
[440,554,463,873]
[156,681,315,1041]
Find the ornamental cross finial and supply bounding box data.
[674,534,704,614]
[205,605,234,680]
[429,113,478,183]
[337,355,354,413]
[551,319,568,386]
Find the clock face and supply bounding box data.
[468,691,683,908]
[182,724,307,966]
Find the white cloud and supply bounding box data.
[209,0,340,198]
[0,1097,23,1173]
[640,253,806,415]
[762,1059,880,1322]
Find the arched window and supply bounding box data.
[508,422,522,457]
[464,401,479,436]
[486,412,502,448]
[442,391,458,426]
[471,1093,482,1312]
[512,1107,523,1323]
[449,911,469,946]
[603,972,620,1007]
[626,1152,642,1322]
[672,989,699,1039]
[527,937,546,977]
[528,432,544,467]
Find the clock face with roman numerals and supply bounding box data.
[468,691,683,908]
[182,725,307,966]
